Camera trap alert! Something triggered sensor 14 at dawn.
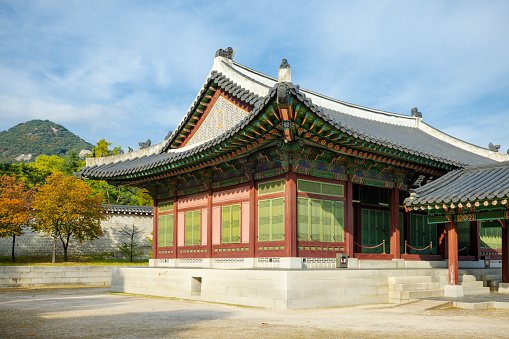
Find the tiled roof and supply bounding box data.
[404,161,509,206]
[105,204,153,215]
[161,68,263,152]
[80,83,278,180]
[80,80,500,180]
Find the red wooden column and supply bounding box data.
[285,171,297,257]
[502,220,509,283]
[174,197,179,259]
[390,188,400,258]
[207,189,213,257]
[345,181,354,258]
[152,198,158,259]
[248,180,256,258]
[447,221,459,285]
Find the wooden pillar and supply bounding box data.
[285,171,297,257]
[390,188,400,258]
[153,198,158,259]
[207,189,213,257]
[502,221,509,283]
[174,197,179,258]
[345,181,354,258]
[447,221,459,285]
[471,221,481,260]
[248,180,256,258]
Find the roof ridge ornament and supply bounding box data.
[215,47,234,60]
[279,59,290,69]
[278,59,291,83]
[489,142,500,152]
[411,107,422,118]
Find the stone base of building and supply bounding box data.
[113,262,497,309]
[149,258,488,270]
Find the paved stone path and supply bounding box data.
[1,286,509,338]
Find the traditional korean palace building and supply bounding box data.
[79,48,508,307]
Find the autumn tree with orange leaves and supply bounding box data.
[0,174,35,263]
[32,173,108,263]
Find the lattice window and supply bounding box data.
[185,210,201,246]
[297,179,344,197]
[159,201,174,213]
[158,214,174,247]
[480,222,502,250]
[222,204,241,244]
[298,197,344,242]
[258,197,284,241]
[258,179,285,196]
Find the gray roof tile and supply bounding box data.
[405,161,509,206]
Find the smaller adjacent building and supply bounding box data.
[404,161,509,295]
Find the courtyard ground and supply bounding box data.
[1,286,508,338]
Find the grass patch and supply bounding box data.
[0,252,149,266]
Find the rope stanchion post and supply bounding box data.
[383,239,386,254]
[404,240,408,255]
[430,241,433,254]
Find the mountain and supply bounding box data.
[0,120,94,163]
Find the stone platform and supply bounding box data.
[111,259,502,309]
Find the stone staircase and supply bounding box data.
[389,274,490,303]
[459,274,490,295]
[481,273,502,292]
[388,276,443,303]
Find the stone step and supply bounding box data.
[460,280,484,288]
[388,276,432,284]
[462,286,491,295]
[481,274,502,281]
[487,280,500,287]
[459,275,479,282]
[390,282,440,291]
[389,289,444,300]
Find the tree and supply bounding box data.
[0,174,34,262]
[93,138,113,157]
[117,224,143,262]
[33,154,65,174]
[32,173,108,263]
[61,150,85,176]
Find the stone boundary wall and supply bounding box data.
[0,266,112,287]
[0,212,153,259]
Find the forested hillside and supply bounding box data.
[0,120,93,163]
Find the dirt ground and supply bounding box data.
[1,286,509,338]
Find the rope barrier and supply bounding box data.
[458,245,468,252]
[404,241,432,254]
[354,241,383,249]
[354,240,386,254]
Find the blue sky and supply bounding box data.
[1,1,508,154]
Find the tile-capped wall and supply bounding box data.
[0,213,152,258]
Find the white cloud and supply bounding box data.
[1,0,508,153]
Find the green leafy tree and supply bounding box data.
[32,154,64,174]
[0,163,49,187]
[0,175,35,262]
[93,138,113,157]
[61,150,85,176]
[32,173,108,263]
[135,188,154,206]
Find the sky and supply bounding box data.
[1,0,508,154]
